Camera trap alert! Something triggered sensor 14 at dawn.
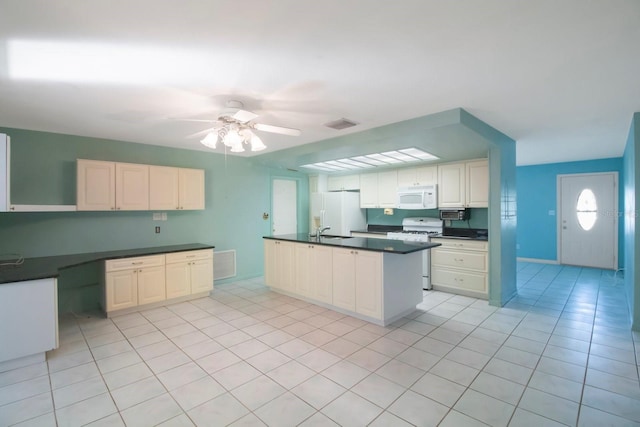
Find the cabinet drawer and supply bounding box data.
[431,238,488,251]
[432,267,487,292]
[106,255,165,272]
[432,248,488,272]
[166,249,213,264]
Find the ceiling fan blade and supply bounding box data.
[169,118,216,123]
[232,109,259,123]
[253,123,302,136]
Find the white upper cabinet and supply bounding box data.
[179,168,205,210]
[77,159,116,211]
[115,163,149,211]
[438,159,488,208]
[149,166,204,210]
[359,170,397,208]
[327,174,360,191]
[78,160,204,211]
[377,170,398,208]
[397,165,437,187]
[359,173,379,208]
[78,160,149,211]
[466,159,489,208]
[437,163,466,208]
[149,166,180,210]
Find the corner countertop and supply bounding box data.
[264,234,440,254]
[0,244,215,285]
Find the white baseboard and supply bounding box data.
[517,257,559,264]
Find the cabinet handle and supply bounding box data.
[454,258,463,262]
[186,255,196,258]
[132,261,143,265]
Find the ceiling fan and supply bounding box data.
[186,100,302,153]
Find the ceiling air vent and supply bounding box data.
[324,118,358,130]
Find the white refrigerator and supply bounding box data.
[310,192,366,236]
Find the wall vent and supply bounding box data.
[214,250,236,280]
[324,118,359,130]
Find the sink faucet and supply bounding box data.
[316,226,331,240]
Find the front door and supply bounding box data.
[558,172,617,269]
[272,179,297,235]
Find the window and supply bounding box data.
[576,188,597,231]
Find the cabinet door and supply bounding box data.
[397,168,417,187]
[295,244,313,298]
[179,168,205,210]
[466,160,489,208]
[276,241,296,292]
[190,258,214,294]
[312,245,333,304]
[359,173,378,208]
[149,166,180,210]
[137,266,166,305]
[264,240,277,288]
[116,163,149,211]
[332,248,356,311]
[77,159,115,211]
[354,251,382,319]
[105,270,137,311]
[166,261,191,299]
[438,163,466,208]
[377,170,398,207]
[415,165,437,186]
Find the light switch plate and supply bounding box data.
[161,212,167,221]
[153,212,162,221]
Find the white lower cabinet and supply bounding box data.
[431,237,489,298]
[104,255,165,312]
[331,248,382,318]
[265,239,421,326]
[165,249,214,298]
[103,249,213,316]
[295,244,333,304]
[0,278,59,363]
[264,240,295,293]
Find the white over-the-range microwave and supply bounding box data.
[397,185,437,210]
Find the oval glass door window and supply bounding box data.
[576,188,597,231]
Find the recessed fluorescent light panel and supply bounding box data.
[301,148,438,172]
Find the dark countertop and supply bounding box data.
[432,235,488,242]
[264,234,440,254]
[0,244,215,285]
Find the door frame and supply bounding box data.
[556,171,618,268]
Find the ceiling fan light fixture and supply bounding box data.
[223,128,243,147]
[200,131,218,149]
[249,132,266,152]
[229,140,245,152]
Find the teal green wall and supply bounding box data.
[0,128,309,312]
[623,113,640,331]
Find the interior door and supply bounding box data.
[559,173,617,269]
[272,179,297,235]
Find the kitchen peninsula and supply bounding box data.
[263,234,440,326]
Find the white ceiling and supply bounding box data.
[0,0,639,166]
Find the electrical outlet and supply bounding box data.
[161,212,167,221]
[153,212,162,221]
[155,226,160,233]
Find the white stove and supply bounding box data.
[386,217,443,242]
[386,217,442,290]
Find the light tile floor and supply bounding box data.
[1,262,639,426]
